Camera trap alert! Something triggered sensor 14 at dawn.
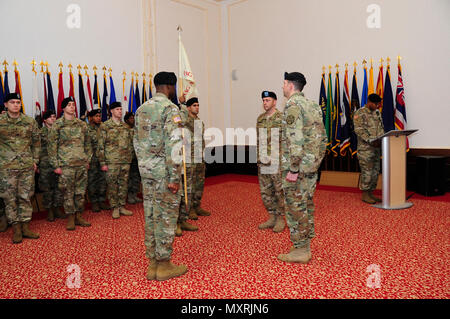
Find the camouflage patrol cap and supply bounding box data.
[154,72,177,86]
[109,101,122,110]
[4,93,21,103]
[87,109,101,117]
[261,91,277,100]
[186,97,199,107]
[284,72,307,86]
[42,110,56,120]
[61,96,75,109]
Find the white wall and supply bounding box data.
[0,0,144,115]
[152,0,224,140]
[222,0,450,148]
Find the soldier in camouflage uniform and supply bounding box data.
[87,109,109,212]
[48,97,92,231]
[184,97,210,220]
[257,91,286,233]
[0,101,6,232]
[39,110,64,222]
[174,97,199,237]
[353,93,384,204]
[124,112,143,205]
[98,102,134,219]
[134,72,187,281]
[0,93,41,243]
[278,72,327,264]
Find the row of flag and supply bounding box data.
[0,60,154,121]
[319,57,408,157]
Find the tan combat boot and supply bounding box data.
[146,259,157,281]
[278,242,311,264]
[272,215,286,233]
[75,212,91,227]
[46,208,55,222]
[362,191,376,204]
[119,207,133,216]
[21,222,40,239]
[369,190,382,203]
[66,214,76,231]
[112,208,120,219]
[12,223,23,244]
[258,215,277,229]
[0,214,8,232]
[156,260,188,281]
[196,207,210,217]
[175,223,182,237]
[180,221,198,231]
[188,209,198,220]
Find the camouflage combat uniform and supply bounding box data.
[39,125,63,210]
[134,92,182,262]
[0,113,41,224]
[256,109,285,217]
[126,123,141,202]
[99,119,134,209]
[178,104,194,223]
[48,117,92,215]
[353,106,384,191]
[87,123,107,205]
[281,92,327,248]
[187,111,206,212]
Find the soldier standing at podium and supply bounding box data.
[353,93,385,204]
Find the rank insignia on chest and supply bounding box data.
[286,115,295,125]
[173,115,182,124]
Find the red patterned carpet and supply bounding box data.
[0,174,449,299]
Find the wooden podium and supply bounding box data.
[371,129,418,210]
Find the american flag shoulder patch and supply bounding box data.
[173,115,182,124]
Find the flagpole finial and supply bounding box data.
[93,65,98,75]
[335,64,339,73]
[386,57,391,67]
[44,61,49,73]
[39,61,45,73]
[108,67,112,77]
[77,65,82,75]
[135,72,139,83]
[362,59,367,67]
[345,63,348,71]
[83,65,89,76]
[68,63,73,70]
[122,71,126,77]
[13,59,18,71]
[58,62,63,73]
[370,58,373,68]
[31,59,37,73]
[177,25,183,32]
[322,66,326,74]
[2,60,8,72]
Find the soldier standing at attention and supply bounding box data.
[98,102,134,219]
[134,72,187,281]
[48,97,92,231]
[39,110,65,221]
[0,93,41,243]
[278,72,327,264]
[174,96,198,237]
[87,109,109,212]
[124,112,143,205]
[353,93,384,204]
[0,103,7,232]
[256,91,286,233]
[186,97,211,219]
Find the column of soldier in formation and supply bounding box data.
[0,86,210,246]
[0,70,384,282]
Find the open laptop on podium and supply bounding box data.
[370,129,418,210]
